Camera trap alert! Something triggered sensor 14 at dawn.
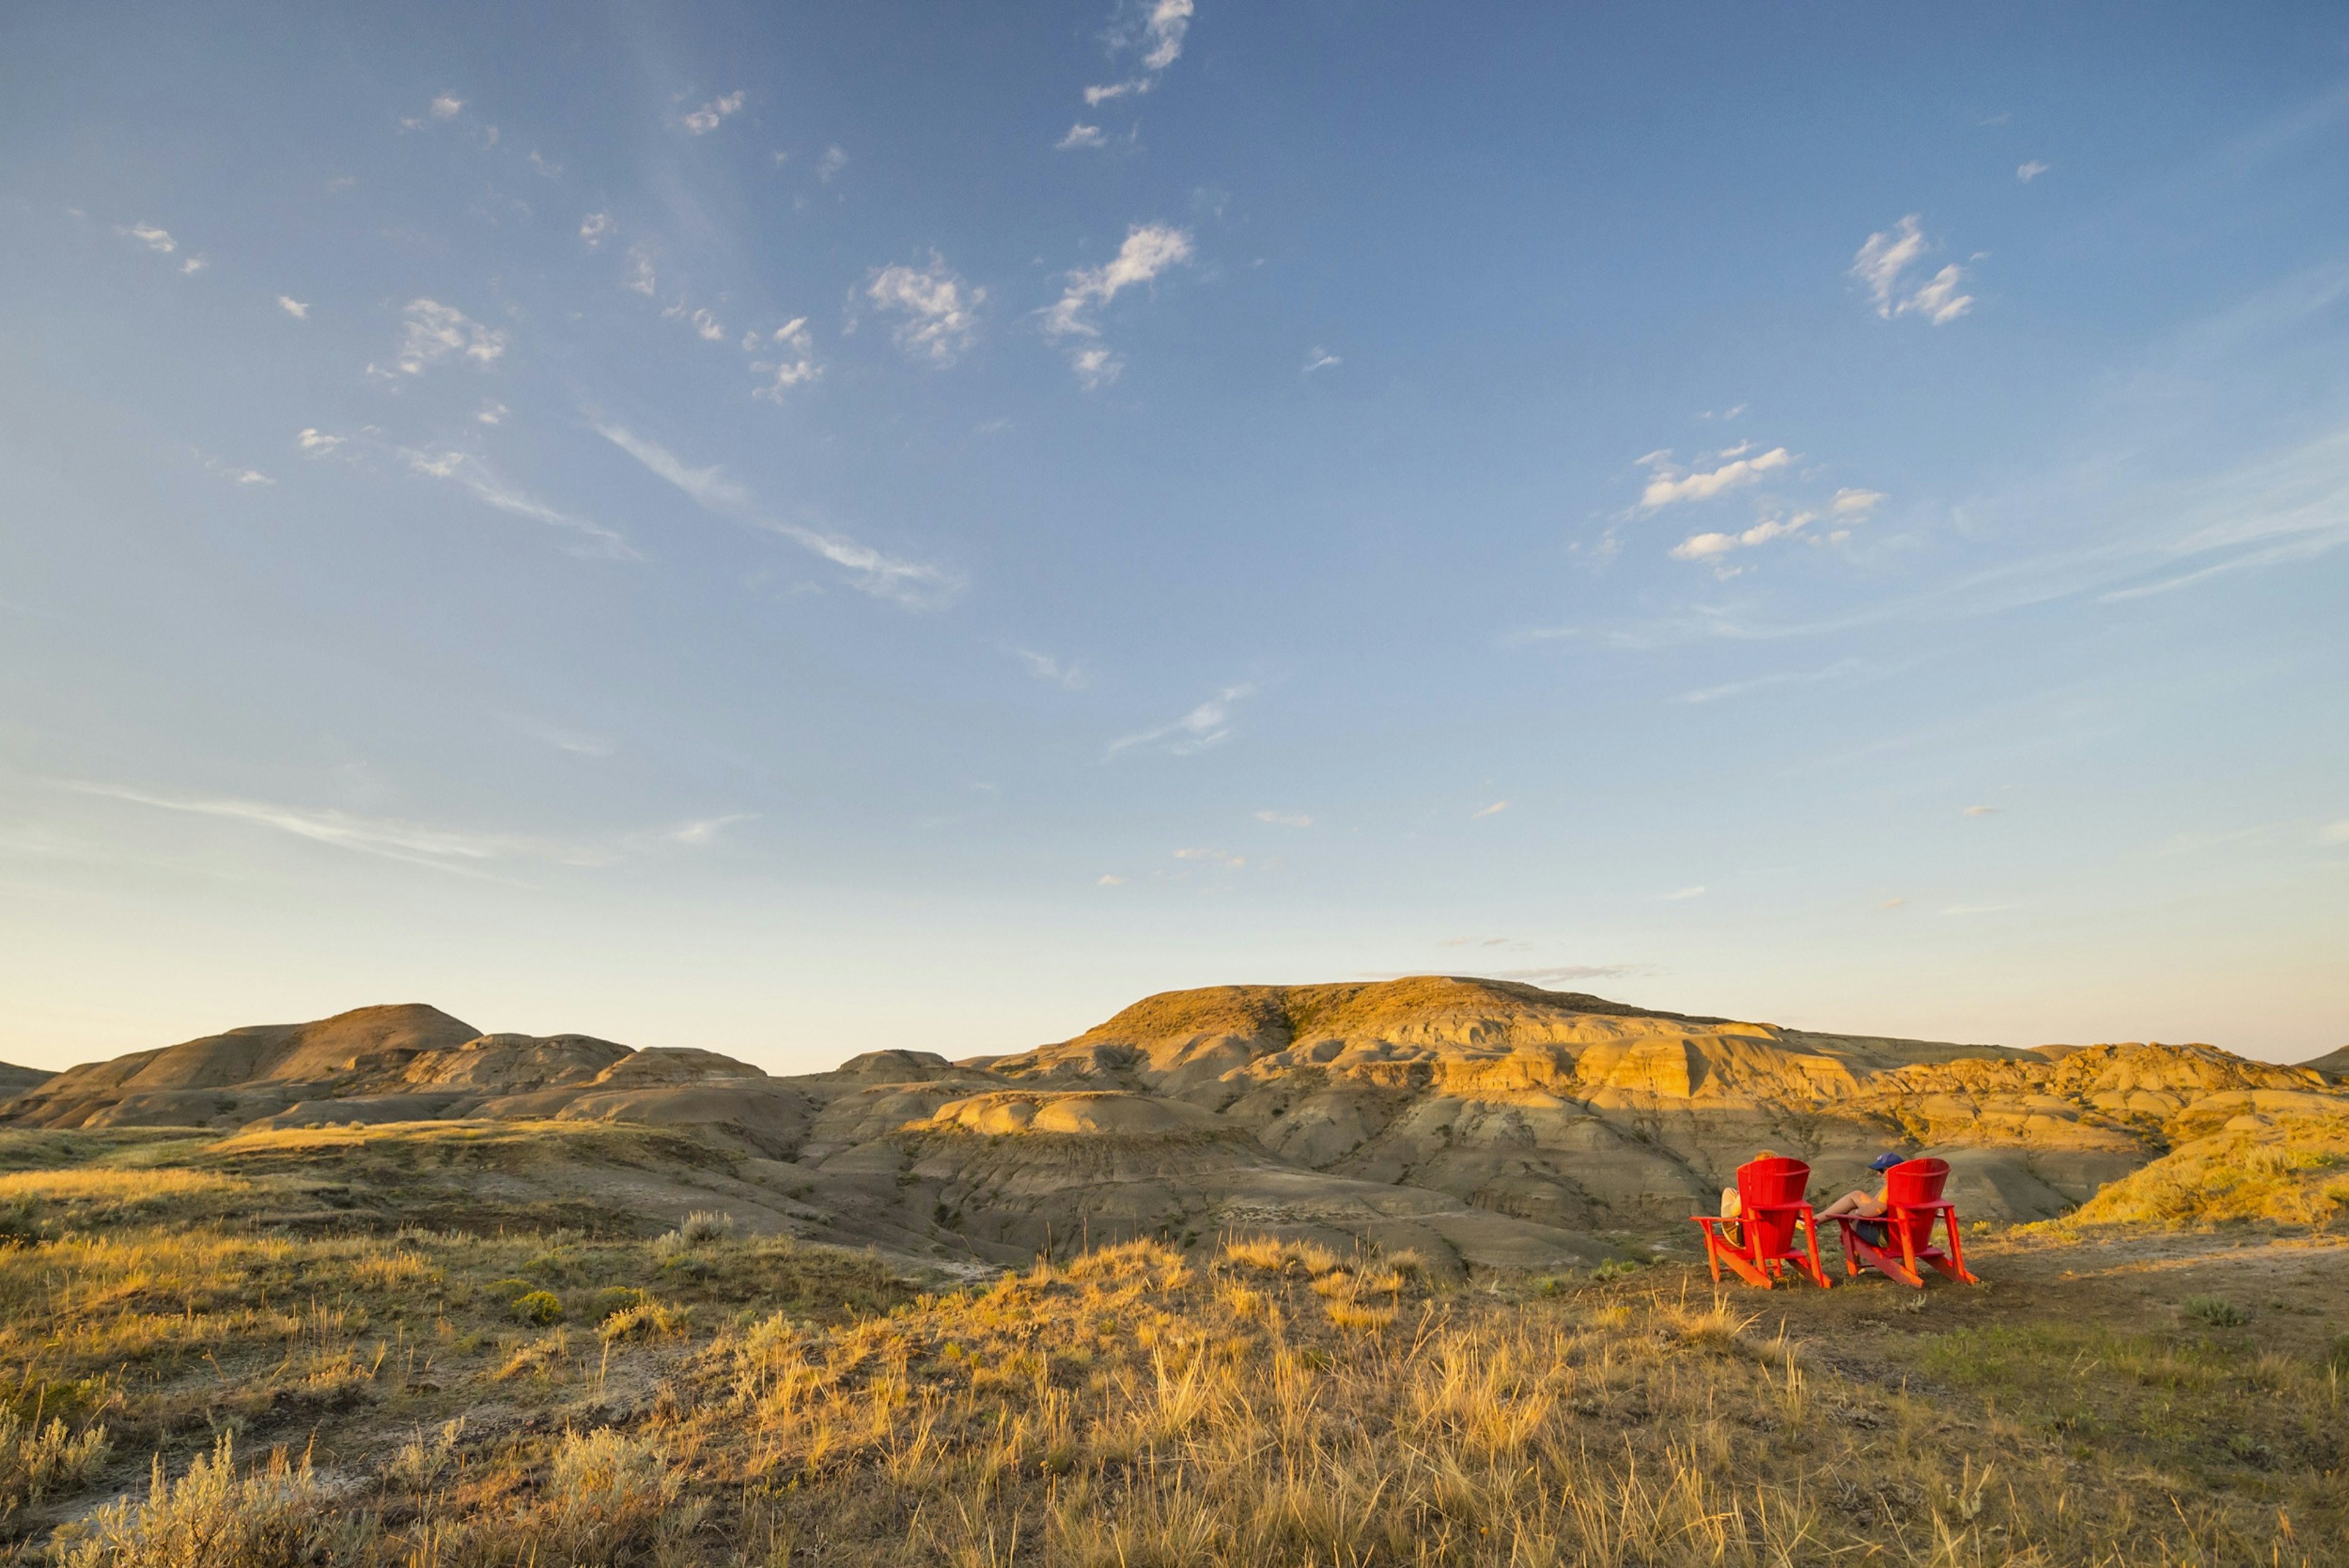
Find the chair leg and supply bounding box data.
[1802,1215,1831,1289]
[1938,1213,1980,1285]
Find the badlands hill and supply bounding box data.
[6,977,2342,1273]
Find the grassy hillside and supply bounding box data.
[2,1129,2345,1564]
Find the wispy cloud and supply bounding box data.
[1962,805,2002,816]
[402,448,634,559]
[679,91,744,136]
[1041,223,1193,386]
[625,246,656,295]
[2321,819,2349,845]
[1302,347,1341,375]
[376,298,507,378]
[277,295,310,319]
[430,94,463,120]
[1472,800,1510,819]
[1056,124,1108,151]
[1014,648,1089,689]
[120,223,202,273]
[749,319,821,398]
[1851,215,1975,325]
[866,255,984,365]
[816,146,848,184]
[1107,681,1253,756]
[1173,846,1245,868]
[1255,810,1312,828]
[1674,657,1864,704]
[2017,160,2052,183]
[196,453,273,486]
[1659,885,1706,901]
[1097,873,1126,886]
[295,428,344,454]
[73,782,738,877]
[579,212,613,248]
[1638,446,1791,509]
[1670,508,1818,563]
[592,421,960,607]
[1084,0,1195,104]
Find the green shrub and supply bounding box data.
[2184,1296,2248,1328]
[511,1290,563,1326]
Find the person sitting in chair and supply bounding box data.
[1818,1152,1906,1245]
[1716,1148,1779,1246]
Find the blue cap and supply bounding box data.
[1869,1152,1906,1172]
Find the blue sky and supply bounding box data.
[2,2,2345,1070]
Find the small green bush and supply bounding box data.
[511,1290,563,1326]
[2184,1296,2248,1328]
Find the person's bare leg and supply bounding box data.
[1819,1189,1882,1219]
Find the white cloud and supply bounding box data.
[1255,810,1312,828]
[2017,160,2052,183]
[1670,508,1819,562]
[1660,885,1707,901]
[867,255,985,365]
[1831,487,1886,515]
[1071,345,1120,389]
[1097,873,1126,886]
[624,246,656,295]
[1472,800,1510,819]
[680,91,744,136]
[580,211,613,248]
[277,295,310,319]
[121,223,176,254]
[1084,0,1194,103]
[816,146,848,184]
[1302,347,1341,374]
[403,448,634,559]
[528,150,560,179]
[1962,805,2002,816]
[197,453,273,486]
[1903,264,1974,325]
[295,428,344,454]
[1056,124,1108,150]
[1042,223,1193,385]
[2322,819,2349,844]
[750,319,821,398]
[385,298,507,376]
[689,308,726,342]
[1015,648,1089,690]
[1107,682,1253,756]
[1639,446,1791,509]
[429,94,463,121]
[179,257,207,275]
[1851,215,1975,325]
[592,421,960,607]
[1174,846,1244,867]
[1879,897,1907,910]
[475,401,507,425]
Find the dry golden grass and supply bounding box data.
[4,1133,2347,1565]
[2065,1114,2349,1230]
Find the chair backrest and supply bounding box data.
[1885,1157,1950,1250]
[1735,1156,1812,1255]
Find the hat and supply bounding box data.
[1869,1151,1906,1173]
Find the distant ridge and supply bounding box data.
[5,977,2342,1271]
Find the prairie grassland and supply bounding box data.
[1,1135,2345,1564]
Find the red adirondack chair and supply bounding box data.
[1691,1155,1832,1289]
[1833,1156,1980,1287]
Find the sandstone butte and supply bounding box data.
[4,976,2342,1274]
